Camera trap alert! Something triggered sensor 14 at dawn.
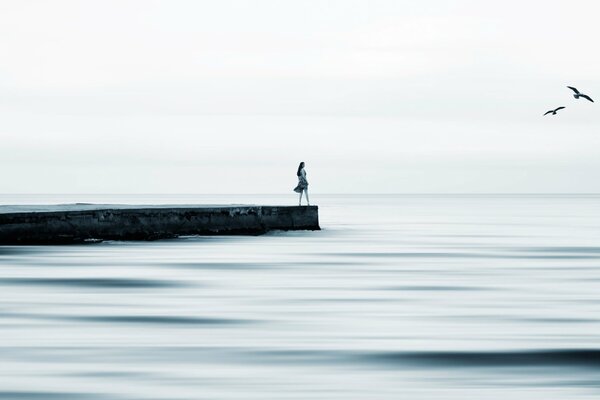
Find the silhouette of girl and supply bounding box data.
[293,162,309,206]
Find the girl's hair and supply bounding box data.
[296,162,305,176]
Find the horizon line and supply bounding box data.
[2,193,600,196]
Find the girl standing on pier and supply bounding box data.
[293,162,310,206]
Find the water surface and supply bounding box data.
[1,194,600,399]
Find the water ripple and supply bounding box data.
[0,278,183,289]
[362,349,600,368]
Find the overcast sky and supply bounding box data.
[1,0,600,194]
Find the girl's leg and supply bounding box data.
[305,188,310,206]
[299,191,303,206]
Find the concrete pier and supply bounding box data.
[0,205,320,244]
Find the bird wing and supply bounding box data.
[543,110,553,115]
[555,106,566,111]
[580,94,594,103]
[567,86,580,94]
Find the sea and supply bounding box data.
[1,194,600,399]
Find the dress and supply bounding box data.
[293,169,308,193]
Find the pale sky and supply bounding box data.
[1,0,600,194]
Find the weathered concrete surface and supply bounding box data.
[0,205,320,244]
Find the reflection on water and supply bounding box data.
[2,194,600,399]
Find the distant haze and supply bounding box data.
[1,0,600,194]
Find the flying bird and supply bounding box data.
[544,106,565,116]
[567,86,594,102]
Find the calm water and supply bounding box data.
[2,194,600,399]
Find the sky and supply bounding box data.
[1,0,600,194]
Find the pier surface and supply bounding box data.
[0,205,320,244]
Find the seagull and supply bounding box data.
[567,86,594,102]
[544,106,565,116]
